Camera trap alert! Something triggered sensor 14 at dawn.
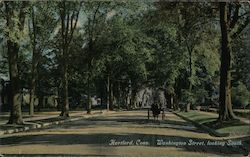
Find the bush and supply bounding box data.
[232,82,250,109]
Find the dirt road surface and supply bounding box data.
[0,110,249,157]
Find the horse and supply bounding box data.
[151,103,161,121]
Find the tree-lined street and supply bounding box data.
[0,1,250,156]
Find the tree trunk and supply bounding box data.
[170,94,174,109]
[100,90,103,108]
[29,56,38,116]
[106,74,110,111]
[29,6,38,116]
[131,88,137,109]
[109,81,114,110]
[87,64,91,114]
[38,96,43,112]
[187,41,193,111]
[29,75,35,116]
[58,0,81,117]
[7,42,23,124]
[189,49,192,91]
[5,2,27,124]
[125,92,130,110]
[127,80,132,110]
[117,82,121,109]
[218,2,236,121]
[60,60,69,117]
[59,3,70,117]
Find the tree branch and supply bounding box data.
[229,3,240,30]
[68,3,81,46]
[65,11,70,45]
[90,2,101,42]
[18,1,29,31]
[227,3,232,24]
[238,11,250,18]
[231,17,250,39]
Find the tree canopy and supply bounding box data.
[0,1,249,123]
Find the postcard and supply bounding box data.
[0,0,249,157]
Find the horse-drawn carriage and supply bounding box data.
[147,103,165,121]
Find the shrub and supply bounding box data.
[232,82,250,109]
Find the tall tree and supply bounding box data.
[28,2,57,116]
[4,1,28,124]
[58,1,81,117]
[85,2,101,113]
[28,4,37,116]
[218,2,249,121]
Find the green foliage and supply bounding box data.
[181,89,195,104]
[2,2,29,44]
[145,23,185,87]
[0,1,249,112]
[232,82,250,108]
[92,10,152,88]
[0,45,8,78]
[232,28,250,88]
[194,88,209,104]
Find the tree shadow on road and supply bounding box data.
[56,114,205,134]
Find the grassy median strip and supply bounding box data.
[178,111,250,136]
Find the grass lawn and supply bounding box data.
[179,111,250,136]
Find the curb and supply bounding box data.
[0,111,108,135]
[173,111,229,137]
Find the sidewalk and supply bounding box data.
[199,111,250,124]
[0,110,110,135]
[0,111,87,125]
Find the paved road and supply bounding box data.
[0,110,249,157]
